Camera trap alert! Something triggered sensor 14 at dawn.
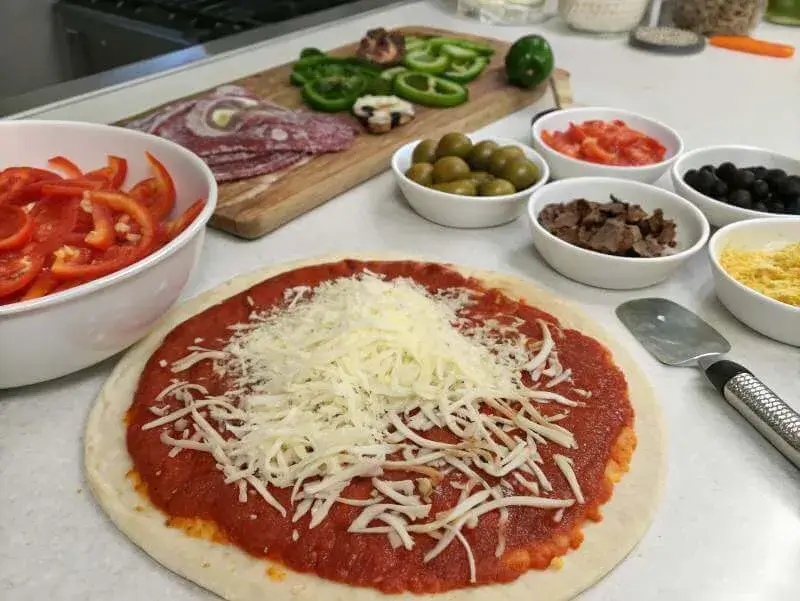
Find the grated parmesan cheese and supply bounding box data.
[720,242,800,307]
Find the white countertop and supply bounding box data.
[2,3,799,600]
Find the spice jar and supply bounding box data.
[558,0,651,33]
[673,0,766,35]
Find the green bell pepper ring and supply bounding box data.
[439,43,478,61]
[302,73,368,112]
[290,56,379,87]
[300,47,325,59]
[505,35,554,89]
[427,37,495,57]
[403,50,451,75]
[442,56,489,84]
[404,36,429,51]
[379,65,408,82]
[393,72,468,108]
[365,76,394,95]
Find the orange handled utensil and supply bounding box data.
[709,36,795,58]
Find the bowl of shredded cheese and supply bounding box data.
[709,217,800,346]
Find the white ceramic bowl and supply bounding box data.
[531,107,683,183]
[671,145,800,227]
[527,177,710,290]
[708,217,800,346]
[391,136,550,228]
[0,121,218,388]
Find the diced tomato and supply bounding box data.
[48,156,83,179]
[580,138,617,164]
[0,206,34,251]
[566,123,588,143]
[144,153,176,220]
[0,249,44,299]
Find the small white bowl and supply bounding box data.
[527,177,710,290]
[708,217,800,346]
[391,136,550,228]
[671,145,800,228]
[531,107,683,184]
[0,121,217,388]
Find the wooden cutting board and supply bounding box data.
[123,27,565,239]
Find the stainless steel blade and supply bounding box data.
[616,298,731,366]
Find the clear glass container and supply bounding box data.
[456,0,549,25]
[672,0,765,35]
[558,0,651,33]
[766,0,800,25]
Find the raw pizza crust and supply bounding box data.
[85,253,667,601]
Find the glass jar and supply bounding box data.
[673,0,766,35]
[558,0,651,33]
[766,0,800,25]
[456,0,549,25]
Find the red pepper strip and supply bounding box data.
[129,177,157,203]
[83,201,115,250]
[0,172,34,205]
[48,156,83,179]
[145,153,176,220]
[0,250,45,298]
[20,269,59,300]
[39,180,106,197]
[0,205,34,250]
[51,191,155,280]
[85,155,128,190]
[159,198,206,246]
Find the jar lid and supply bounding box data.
[629,26,706,55]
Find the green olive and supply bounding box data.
[435,133,473,160]
[467,141,499,171]
[405,163,434,187]
[432,179,478,196]
[468,171,494,185]
[499,158,540,191]
[412,139,438,164]
[432,156,471,184]
[497,145,525,160]
[479,179,517,196]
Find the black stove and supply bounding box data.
[54,0,366,78]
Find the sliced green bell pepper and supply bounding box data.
[403,50,450,75]
[427,37,495,57]
[379,65,408,82]
[442,56,489,83]
[290,56,379,87]
[439,43,478,60]
[393,72,468,108]
[505,35,554,89]
[404,36,429,51]
[300,47,325,59]
[302,73,368,112]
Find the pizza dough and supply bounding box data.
[85,253,666,601]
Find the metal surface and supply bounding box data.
[724,372,800,469]
[0,0,409,117]
[616,298,731,366]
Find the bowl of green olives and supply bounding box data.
[391,132,550,228]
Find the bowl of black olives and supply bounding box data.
[391,133,550,228]
[671,145,800,227]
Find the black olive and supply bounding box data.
[695,169,716,194]
[768,175,789,194]
[731,169,755,189]
[700,164,715,173]
[752,202,769,213]
[777,177,800,198]
[785,197,800,215]
[751,179,770,200]
[716,162,737,181]
[765,168,787,183]
[683,169,700,188]
[728,189,752,209]
[710,179,728,199]
[768,202,786,214]
[747,166,768,180]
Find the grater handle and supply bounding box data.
[705,360,800,469]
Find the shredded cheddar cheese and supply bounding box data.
[720,242,800,307]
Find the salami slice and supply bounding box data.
[211,152,306,183]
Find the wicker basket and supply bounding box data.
[558,0,651,32]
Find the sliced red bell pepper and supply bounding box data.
[51,190,155,280]
[0,205,34,250]
[85,155,128,190]
[40,179,105,197]
[159,198,205,245]
[47,156,83,180]
[0,249,44,298]
[128,177,157,203]
[31,197,80,254]
[145,153,176,220]
[20,269,58,300]
[82,200,115,250]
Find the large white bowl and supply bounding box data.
[391,136,550,228]
[671,145,800,228]
[708,217,800,346]
[527,177,710,290]
[531,107,683,184]
[0,121,217,388]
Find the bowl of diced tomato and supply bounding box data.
[0,120,217,388]
[531,107,683,184]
